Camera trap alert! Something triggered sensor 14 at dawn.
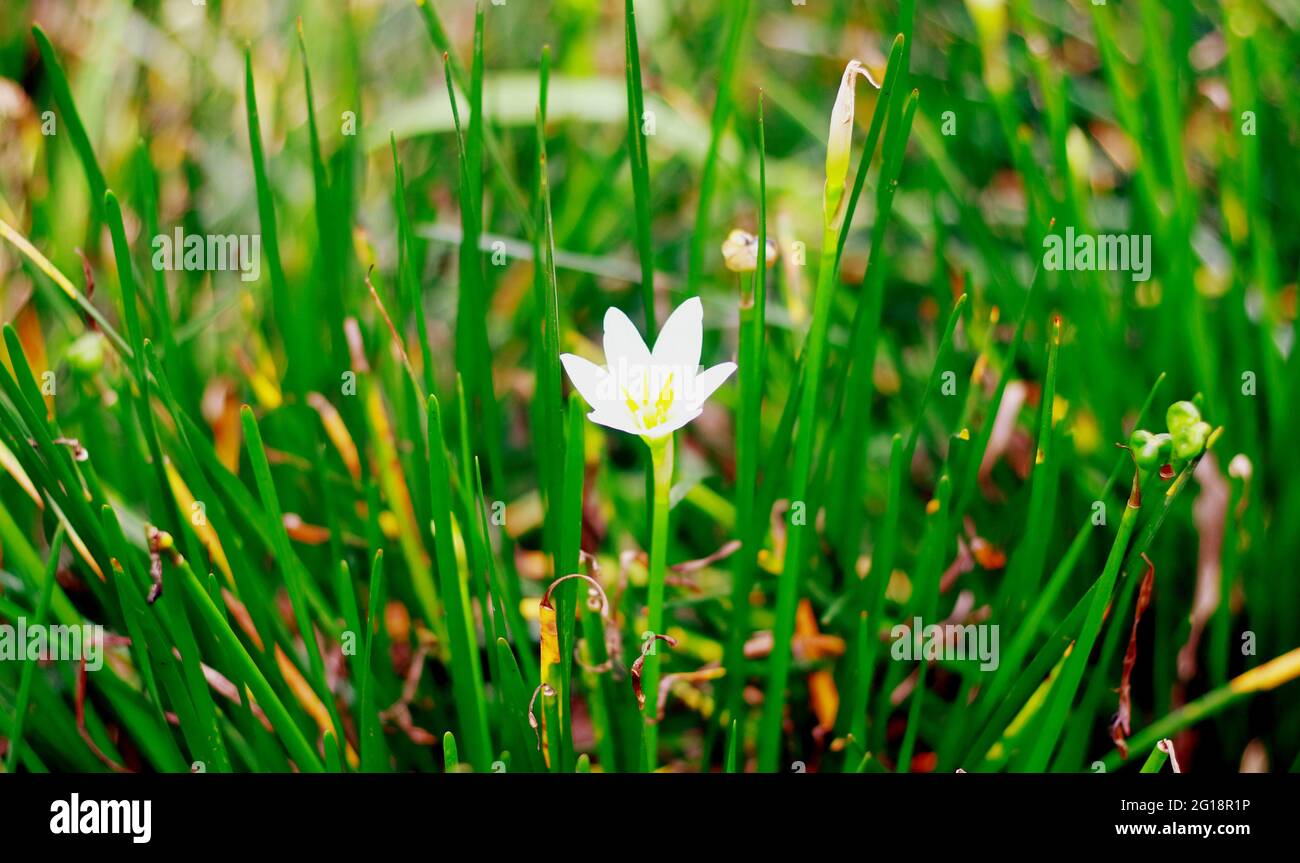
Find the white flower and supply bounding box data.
[560,297,737,442]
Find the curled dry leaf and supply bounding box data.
[622,539,741,593]
[941,537,975,593]
[527,683,556,754]
[1111,553,1155,759]
[632,633,678,709]
[1158,738,1182,773]
[49,436,88,461]
[672,538,741,574]
[380,644,438,746]
[536,571,615,764]
[145,525,178,605]
[573,551,624,674]
[650,665,726,724]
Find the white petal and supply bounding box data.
[603,306,652,385]
[687,361,737,407]
[560,353,616,410]
[642,406,703,440]
[651,296,703,375]
[588,408,643,436]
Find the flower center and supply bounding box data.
[623,371,676,432]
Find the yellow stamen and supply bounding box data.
[620,371,678,432]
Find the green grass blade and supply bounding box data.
[444,53,505,489]
[427,394,492,771]
[244,48,299,393]
[175,554,324,772]
[717,89,768,762]
[32,25,107,220]
[4,527,64,772]
[443,731,459,772]
[685,0,751,294]
[239,406,344,751]
[623,0,655,333]
[758,84,918,773]
[359,549,389,772]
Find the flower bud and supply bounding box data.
[721,228,778,273]
[1134,432,1172,471]
[1166,400,1201,436]
[823,60,879,230]
[1172,420,1211,462]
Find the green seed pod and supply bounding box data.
[1166,400,1201,436]
[1172,420,1210,462]
[1135,432,1172,471]
[1128,429,1153,452]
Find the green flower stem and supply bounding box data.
[757,226,838,772]
[718,271,762,747]
[711,95,769,770]
[1139,743,1170,774]
[641,433,675,771]
[1021,479,1142,771]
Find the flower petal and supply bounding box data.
[651,296,703,375]
[686,361,737,407]
[560,353,613,410]
[603,307,652,390]
[643,407,703,440]
[588,408,644,437]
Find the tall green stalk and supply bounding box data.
[756,228,837,772]
[1020,479,1143,770]
[716,92,769,767]
[640,434,674,771]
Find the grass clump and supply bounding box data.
[1,0,1299,774]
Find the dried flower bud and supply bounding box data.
[721,228,778,273]
[824,60,879,230]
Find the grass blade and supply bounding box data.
[427,395,492,770]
